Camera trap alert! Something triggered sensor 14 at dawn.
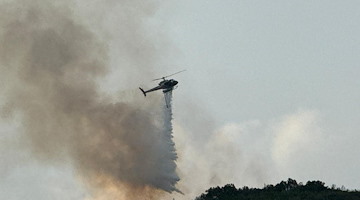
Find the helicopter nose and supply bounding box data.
[174,80,178,85]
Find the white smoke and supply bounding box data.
[168,108,328,200]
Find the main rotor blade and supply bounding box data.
[152,69,186,81]
[152,77,165,81]
[164,70,186,78]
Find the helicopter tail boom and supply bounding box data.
[139,87,146,97]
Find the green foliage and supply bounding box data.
[195,178,360,200]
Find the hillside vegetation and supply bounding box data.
[195,178,360,200]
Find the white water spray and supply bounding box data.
[161,90,182,194]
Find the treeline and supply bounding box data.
[195,178,360,200]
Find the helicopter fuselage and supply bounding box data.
[139,79,178,97]
[159,79,178,87]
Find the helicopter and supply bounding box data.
[139,70,185,97]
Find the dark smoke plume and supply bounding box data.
[0,0,179,198]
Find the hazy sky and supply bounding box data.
[1,1,359,200]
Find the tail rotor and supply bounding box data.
[139,87,146,97]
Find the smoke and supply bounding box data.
[170,108,327,200]
[0,0,179,199]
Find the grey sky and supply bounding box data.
[164,0,360,122]
[0,1,359,200]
